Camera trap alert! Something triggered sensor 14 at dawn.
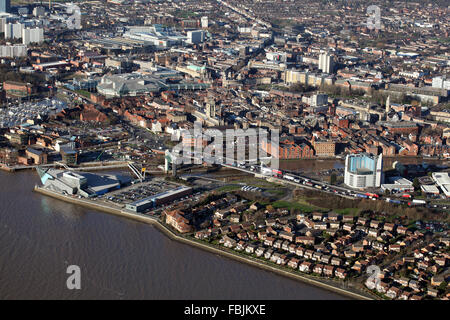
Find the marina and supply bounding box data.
[0,98,67,129]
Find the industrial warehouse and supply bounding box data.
[125,186,192,213]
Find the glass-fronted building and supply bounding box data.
[344,153,383,189]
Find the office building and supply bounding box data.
[33,6,46,17]
[344,153,383,189]
[431,172,450,198]
[0,44,27,57]
[201,16,208,28]
[319,52,334,74]
[22,27,44,45]
[432,76,450,90]
[5,23,23,39]
[0,17,7,33]
[0,0,10,13]
[187,30,205,44]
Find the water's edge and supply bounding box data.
[34,186,373,300]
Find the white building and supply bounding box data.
[0,44,27,57]
[432,76,450,90]
[431,172,450,197]
[344,153,383,189]
[186,30,205,44]
[0,17,7,33]
[22,27,44,45]
[123,25,184,48]
[311,93,328,107]
[33,6,45,17]
[319,52,334,74]
[381,177,414,193]
[4,22,23,39]
[421,184,440,195]
[237,26,252,33]
[201,16,208,28]
[302,93,328,107]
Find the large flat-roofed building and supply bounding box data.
[3,81,34,97]
[381,176,414,193]
[97,71,209,97]
[431,172,450,197]
[125,186,192,212]
[421,184,440,195]
[122,24,185,48]
[344,153,383,189]
[382,121,419,135]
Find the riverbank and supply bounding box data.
[34,186,375,300]
[0,164,14,172]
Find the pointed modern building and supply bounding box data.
[385,95,391,114]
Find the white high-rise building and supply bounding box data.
[5,22,23,39]
[201,16,208,29]
[33,6,45,17]
[344,153,383,189]
[0,17,7,33]
[0,44,27,57]
[187,30,205,44]
[319,52,334,74]
[432,76,450,90]
[22,27,44,45]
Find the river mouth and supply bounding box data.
[0,170,347,300]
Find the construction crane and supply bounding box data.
[95,150,105,162]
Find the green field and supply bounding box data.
[272,200,326,213]
[334,208,361,216]
[215,185,241,193]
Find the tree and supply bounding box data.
[330,173,337,185]
[413,178,420,191]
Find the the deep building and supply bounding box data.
[37,168,131,197]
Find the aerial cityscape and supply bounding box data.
[0,0,449,304]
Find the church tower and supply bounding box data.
[385,95,391,114]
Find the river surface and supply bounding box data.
[0,170,346,300]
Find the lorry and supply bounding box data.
[409,199,426,206]
[283,174,295,181]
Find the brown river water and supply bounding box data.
[0,170,346,299]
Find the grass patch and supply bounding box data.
[173,10,199,19]
[266,188,287,196]
[216,185,241,193]
[75,89,92,98]
[272,200,325,213]
[334,208,360,216]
